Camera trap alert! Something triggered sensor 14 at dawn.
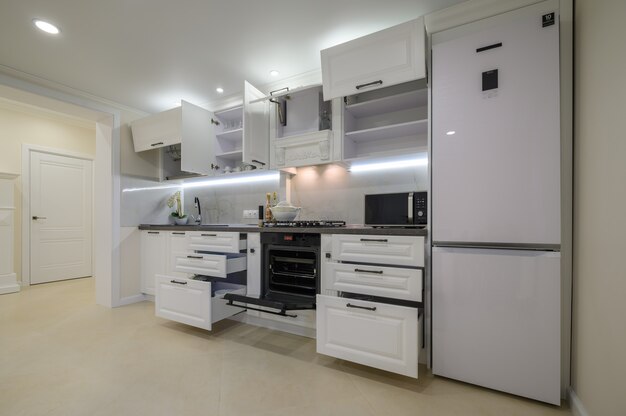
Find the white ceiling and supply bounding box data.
[0,0,464,114]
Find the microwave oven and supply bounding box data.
[364,191,427,227]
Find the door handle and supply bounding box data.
[150,142,164,147]
[355,80,383,90]
[359,238,388,243]
[32,216,47,220]
[201,234,217,237]
[170,280,188,285]
[187,255,203,259]
[354,268,383,275]
[346,303,377,312]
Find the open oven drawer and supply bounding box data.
[324,262,422,302]
[174,252,246,277]
[155,275,246,330]
[316,294,420,378]
[188,231,246,253]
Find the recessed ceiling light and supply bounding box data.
[216,87,224,94]
[270,70,280,77]
[33,19,60,35]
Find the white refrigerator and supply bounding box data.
[431,1,562,405]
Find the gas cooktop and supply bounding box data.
[263,220,346,228]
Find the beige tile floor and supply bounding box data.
[0,278,572,416]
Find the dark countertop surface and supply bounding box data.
[138,223,428,236]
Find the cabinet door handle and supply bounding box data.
[346,303,377,312]
[187,255,203,259]
[355,80,383,90]
[32,216,47,220]
[147,231,160,234]
[150,142,164,147]
[359,238,388,243]
[172,232,186,235]
[354,268,383,275]
[251,159,266,166]
[201,233,217,237]
[170,280,188,285]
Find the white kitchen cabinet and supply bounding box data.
[167,231,190,278]
[331,234,424,267]
[212,81,269,172]
[0,173,19,294]
[155,276,246,330]
[269,85,342,169]
[316,294,420,378]
[131,101,215,177]
[342,80,429,161]
[324,262,422,302]
[140,230,168,295]
[173,252,246,278]
[187,231,247,253]
[321,17,426,101]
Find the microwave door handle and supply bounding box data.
[408,192,414,224]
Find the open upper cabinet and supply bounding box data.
[320,17,426,101]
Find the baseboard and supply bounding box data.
[115,293,147,307]
[568,387,590,416]
[0,273,20,294]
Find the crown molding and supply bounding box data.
[0,96,96,129]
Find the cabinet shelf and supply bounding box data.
[345,119,427,143]
[214,105,243,120]
[215,150,243,161]
[216,128,243,142]
[345,89,428,118]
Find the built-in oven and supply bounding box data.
[224,232,320,317]
[364,191,427,227]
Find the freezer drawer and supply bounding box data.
[174,252,246,277]
[188,231,247,253]
[331,234,424,267]
[316,294,419,378]
[324,262,422,302]
[155,276,246,330]
[432,247,560,404]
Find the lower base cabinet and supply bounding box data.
[155,275,246,330]
[316,294,420,378]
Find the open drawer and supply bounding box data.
[174,252,246,277]
[316,294,420,378]
[155,275,246,330]
[188,231,247,253]
[325,262,422,302]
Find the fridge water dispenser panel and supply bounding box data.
[482,69,498,91]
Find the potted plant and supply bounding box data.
[167,191,188,225]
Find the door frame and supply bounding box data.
[21,144,95,286]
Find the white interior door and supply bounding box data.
[30,151,93,284]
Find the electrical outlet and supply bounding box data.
[243,209,258,219]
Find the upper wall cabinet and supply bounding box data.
[320,17,426,101]
[131,100,214,176]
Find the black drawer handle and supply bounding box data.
[201,234,217,237]
[360,238,388,243]
[147,231,160,234]
[355,80,383,90]
[251,159,266,166]
[172,232,186,235]
[346,303,377,312]
[476,42,502,53]
[187,255,203,259]
[150,142,164,147]
[170,280,188,285]
[354,268,383,275]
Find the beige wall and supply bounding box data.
[0,105,95,282]
[572,1,626,415]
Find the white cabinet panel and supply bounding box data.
[188,231,246,253]
[174,252,246,278]
[131,107,181,152]
[166,231,190,278]
[140,231,167,295]
[316,295,419,378]
[243,81,270,167]
[331,234,424,267]
[432,247,561,404]
[321,17,425,100]
[431,6,560,245]
[325,262,422,302]
[181,101,215,175]
[155,276,246,330]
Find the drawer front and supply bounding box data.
[316,295,418,378]
[325,262,422,302]
[174,253,246,278]
[167,231,190,278]
[155,275,212,330]
[331,234,424,267]
[188,232,246,253]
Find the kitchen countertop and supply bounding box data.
[138,224,428,236]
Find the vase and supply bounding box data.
[174,216,188,225]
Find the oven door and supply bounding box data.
[224,236,320,317]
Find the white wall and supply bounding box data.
[571,1,626,415]
[0,104,95,283]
